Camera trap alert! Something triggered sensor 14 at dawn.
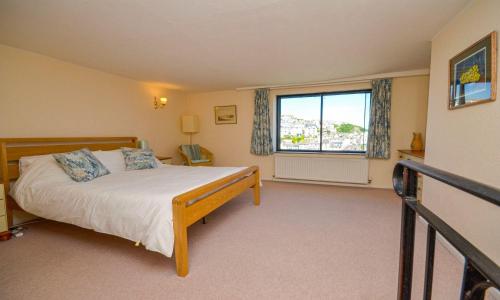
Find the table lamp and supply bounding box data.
[181,115,199,145]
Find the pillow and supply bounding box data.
[121,148,158,170]
[154,157,165,167]
[11,154,75,200]
[19,154,53,174]
[92,150,126,173]
[53,148,110,182]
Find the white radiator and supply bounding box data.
[274,155,369,184]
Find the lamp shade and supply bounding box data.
[181,115,199,133]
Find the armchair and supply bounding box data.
[178,145,214,166]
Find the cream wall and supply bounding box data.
[424,0,500,263]
[0,44,188,163]
[0,44,191,223]
[0,44,429,190]
[186,75,429,188]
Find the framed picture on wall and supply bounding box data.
[449,31,497,110]
[214,105,237,124]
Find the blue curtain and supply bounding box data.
[251,88,273,156]
[366,79,392,159]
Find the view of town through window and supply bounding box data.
[277,91,371,152]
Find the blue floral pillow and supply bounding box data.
[53,148,110,182]
[121,148,158,170]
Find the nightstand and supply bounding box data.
[398,150,425,202]
[156,156,173,165]
[0,184,11,241]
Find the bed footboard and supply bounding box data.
[172,166,260,277]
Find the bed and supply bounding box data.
[0,137,260,277]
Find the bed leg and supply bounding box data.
[174,226,188,277]
[6,206,13,228]
[253,169,260,206]
[173,201,189,277]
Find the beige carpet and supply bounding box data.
[0,181,463,299]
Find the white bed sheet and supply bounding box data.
[11,157,246,257]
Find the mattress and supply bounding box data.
[10,155,245,257]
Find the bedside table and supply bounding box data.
[156,156,173,165]
[0,184,11,241]
[398,150,425,202]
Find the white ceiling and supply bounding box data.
[0,0,470,91]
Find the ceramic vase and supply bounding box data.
[411,132,424,151]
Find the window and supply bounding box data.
[276,90,371,153]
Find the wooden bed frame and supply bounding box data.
[0,137,260,277]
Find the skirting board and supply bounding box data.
[270,178,391,189]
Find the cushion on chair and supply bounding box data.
[191,159,210,164]
[181,144,202,160]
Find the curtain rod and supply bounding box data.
[235,68,430,91]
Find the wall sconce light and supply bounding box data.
[154,97,168,109]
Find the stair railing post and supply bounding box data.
[397,167,417,300]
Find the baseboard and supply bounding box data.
[417,216,465,264]
[269,177,389,189]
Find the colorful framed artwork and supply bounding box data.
[214,105,237,124]
[449,31,497,110]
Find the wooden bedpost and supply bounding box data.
[253,168,260,206]
[171,166,260,277]
[0,143,8,191]
[0,142,13,227]
[172,199,189,277]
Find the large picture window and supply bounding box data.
[276,90,371,153]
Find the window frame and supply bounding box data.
[276,89,372,154]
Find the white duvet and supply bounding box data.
[10,156,245,257]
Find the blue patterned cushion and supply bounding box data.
[53,148,110,182]
[121,148,158,170]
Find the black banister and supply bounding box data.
[393,160,500,207]
[393,160,500,300]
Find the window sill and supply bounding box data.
[274,151,366,157]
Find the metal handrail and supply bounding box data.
[393,160,500,300]
[393,160,500,206]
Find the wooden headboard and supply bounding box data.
[0,136,137,226]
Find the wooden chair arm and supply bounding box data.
[200,147,214,162]
[178,147,193,166]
